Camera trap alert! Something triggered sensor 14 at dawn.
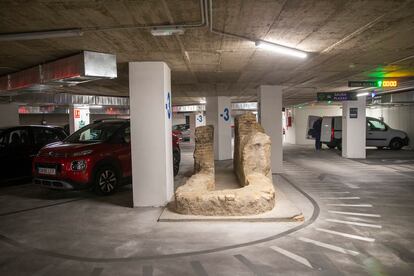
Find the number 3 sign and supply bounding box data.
[220,107,230,121]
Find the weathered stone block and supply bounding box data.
[174,112,276,216]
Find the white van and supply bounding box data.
[307,116,409,150]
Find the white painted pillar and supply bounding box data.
[258,85,283,173]
[129,62,173,207]
[0,103,19,127]
[69,105,90,133]
[206,96,232,160]
[342,96,366,159]
[190,112,205,143]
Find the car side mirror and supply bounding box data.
[123,136,131,144]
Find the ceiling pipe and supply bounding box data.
[0,0,206,42]
[0,29,83,42]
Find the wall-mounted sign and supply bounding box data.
[348,80,398,88]
[317,92,357,102]
[350,107,358,119]
[74,109,81,119]
[379,80,398,87]
[220,107,230,121]
[71,107,89,133]
[165,92,171,119]
[197,114,203,123]
[195,112,205,127]
[348,81,377,87]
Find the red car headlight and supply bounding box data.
[71,160,87,171]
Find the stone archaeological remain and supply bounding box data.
[174,113,275,216]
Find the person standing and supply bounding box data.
[312,118,322,150]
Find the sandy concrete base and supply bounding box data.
[159,187,303,222]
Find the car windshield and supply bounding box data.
[173,124,189,131]
[65,122,125,143]
[368,118,386,131]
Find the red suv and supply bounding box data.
[33,119,180,195]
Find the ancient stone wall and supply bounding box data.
[193,125,214,175]
[174,113,276,216]
[233,112,271,186]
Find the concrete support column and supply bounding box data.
[69,105,90,134]
[206,96,232,160]
[190,112,205,143]
[258,85,283,173]
[342,96,366,159]
[0,103,19,127]
[129,62,173,207]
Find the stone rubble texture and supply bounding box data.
[175,113,276,216]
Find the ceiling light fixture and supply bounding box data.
[356,92,369,97]
[200,99,206,104]
[0,29,83,42]
[255,41,307,59]
[150,27,185,36]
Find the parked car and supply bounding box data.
[172,124,190,142]
[0,125,67,182]
[33,119,181,195]
[308,116,409,150]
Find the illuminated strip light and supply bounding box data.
[255,41,308,59]
[357,92,369,97]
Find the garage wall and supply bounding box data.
[19,114,68,127]
[90,114,128,122]
[0,103,19,127]
[285,105,342,145]
[19,113,125,127]
[367,105,414,150]
[172,113,186,126]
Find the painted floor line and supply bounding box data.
[270,246,313,269]
[143,265,153,276]
[298,237,359,256]
[326,219,382,228]
[316,228,375,242]
[328,211,381,217]
[321,191,350,194]
[191,261,209,276]
[342,216,376,223]
[90,267,104,276]
[343,183,360,189]
[327,204,372,207]
[234,254,267,275]
[321,197,360,200]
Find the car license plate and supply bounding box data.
[38,167,56,175]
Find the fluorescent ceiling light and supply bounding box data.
[89,105,103,109]
[255,41,307,59]
[0,29,83,42]
[200,98,206,104]
[151,27,185,37]
[357,92,369,97]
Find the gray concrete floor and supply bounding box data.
[0,143,413,275]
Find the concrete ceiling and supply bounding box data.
[1,0,414,106]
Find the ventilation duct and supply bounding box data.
[0,92,129,106]
[0,51,117,92]
[377,90,414,104]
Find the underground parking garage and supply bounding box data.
[0,0,414,275]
